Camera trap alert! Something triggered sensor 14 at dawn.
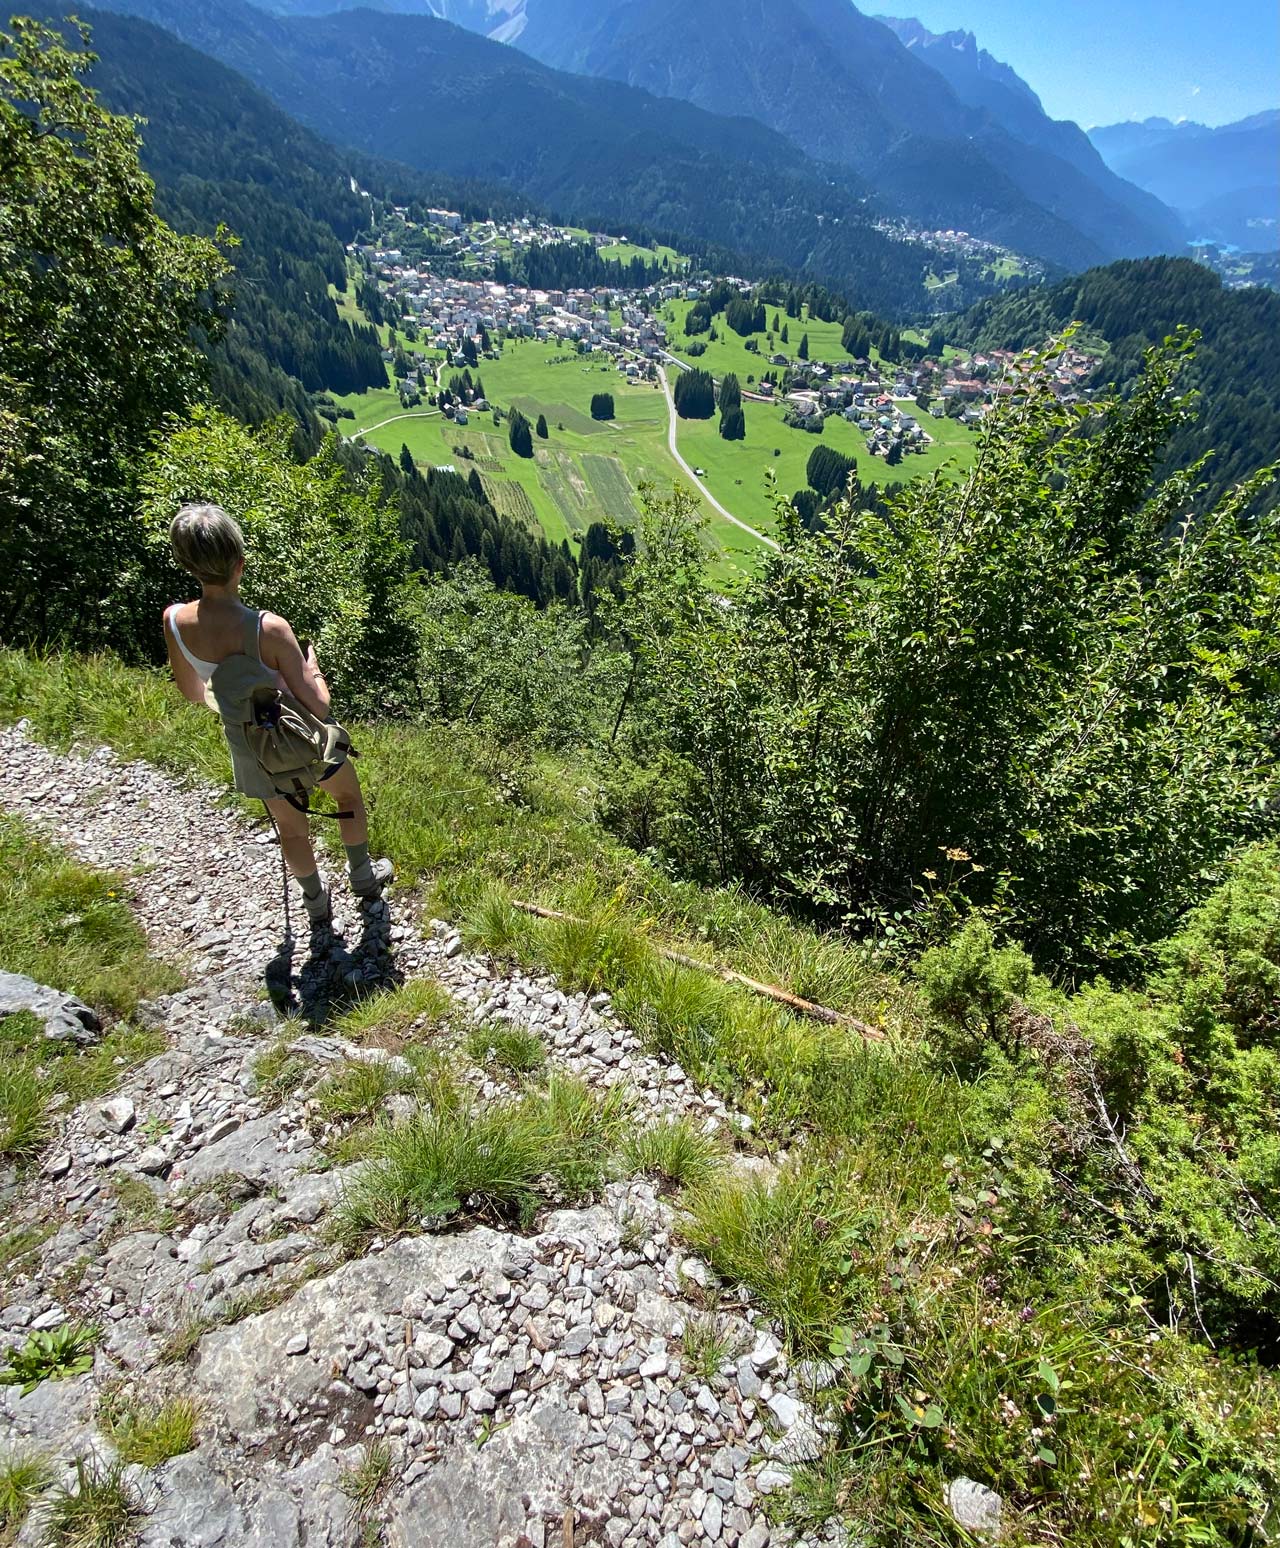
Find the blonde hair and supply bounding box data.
[169,503,245,587]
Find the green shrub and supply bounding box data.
[916,916,1035,1056]
[0,1324,98,1395]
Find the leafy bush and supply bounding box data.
[638,337,1280,978]
[141,408,423,717]
[916,916,1035,1054]
[1,17,226,658]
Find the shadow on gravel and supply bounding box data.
[264,895,402,1026]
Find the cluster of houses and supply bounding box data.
[770,338,1099,458]
[352,223,1097,453]
[355,248,674,407]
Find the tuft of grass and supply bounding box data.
[332,1072,628,1251]
[332,979,455,1048]
[44,1457,140,1548]
[0,1450,54,1537]
[332,1099,548,1247]
[252,1037,309,1110]
[314,1059,416,1123]
[683,1164,879,1358]
[0,1057,50,1164]
[625,1116,725,1193]
[541,1072,630,1196]
[111,1175,175,1235]
[465,1023,545,1076]
[681,1313,740,1384]
[100,1393,199,1467]
[339,1439,392,1516]
[459,883,538,962]
[156,1314,212,1367]
[0,813,179,1017]
[538,899,655,995]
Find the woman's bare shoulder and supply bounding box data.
[257,609,290,635]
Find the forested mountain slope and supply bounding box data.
[949,256,1280,508]
[506,0,1184,267]
[40,7,386,449]
[95,0,1068,307]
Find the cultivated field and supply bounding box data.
[327,301,979,579]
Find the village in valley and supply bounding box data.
[329,202,1099,571]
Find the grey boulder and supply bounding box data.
[0,971,101,1046]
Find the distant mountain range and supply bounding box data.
[70,0,939,317]
[231,0,1183,269]
[1090,113,1280,252]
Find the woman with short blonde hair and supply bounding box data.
[163,503,391,924]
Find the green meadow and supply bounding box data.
[333,339,768,582]
[674,394,979,538]
[328,293,978,575]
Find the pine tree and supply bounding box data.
[536,413,549,438]
[590,392,616,421]
[798,333,810,361]
[781,323,789,344]
[673,368,716,420]
[719,406,746,441]
[508,408,534,458]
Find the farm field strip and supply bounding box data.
[327,307,975,581]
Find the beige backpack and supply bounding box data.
[210,612,354,814]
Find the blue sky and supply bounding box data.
[885,0,1279,127]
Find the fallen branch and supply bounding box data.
[511,900,885,1041]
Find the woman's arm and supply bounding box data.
[260,612,332,719]
[162,609,210,707]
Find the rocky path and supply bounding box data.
[0,724,839,1548]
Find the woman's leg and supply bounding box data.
[318,760,391,897]
[264,796,319,879]
[317,759,368,848]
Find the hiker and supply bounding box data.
[162,502,392,926]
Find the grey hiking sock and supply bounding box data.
[296,871,330,924]
[347,843,393,899]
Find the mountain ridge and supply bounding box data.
[244,0,1183,266]
[1090,111,1280,250]
[84,0,964,315]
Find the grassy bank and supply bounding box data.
[0,812,176,1165]
[3,646,1277,1547]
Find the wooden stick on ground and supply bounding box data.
[511,900,885,1042]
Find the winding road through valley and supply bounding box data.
[656,365,779,552]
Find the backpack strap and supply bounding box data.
[242,608,263,662]
[279,786,355,823]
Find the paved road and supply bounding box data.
[657,367,779,552]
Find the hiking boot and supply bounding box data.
[301,883,332,926]
[350,856,394,900]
